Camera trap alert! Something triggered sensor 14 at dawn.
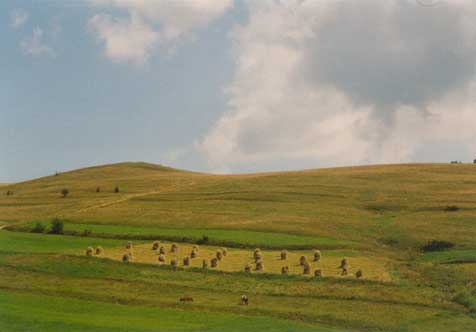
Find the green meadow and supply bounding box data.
[0,162,475,331]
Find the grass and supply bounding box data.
[0,230,127,254]
[0,290,325,332]
[15,221,354,249]
[419,250,476,264]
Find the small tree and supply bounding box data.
[31,222,45,233]
[50,218,64,234]
[114,186,120,193]
[60,188,69,198]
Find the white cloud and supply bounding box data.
[88,0,233,64]
[20,27,55,57]
[10,8,29,29]
[197,0,476,173]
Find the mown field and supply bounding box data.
[1,162,475,331]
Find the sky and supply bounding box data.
[1,0,476,182]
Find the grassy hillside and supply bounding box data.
[1,162,475,331]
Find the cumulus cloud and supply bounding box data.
[88,0,233,64]
[20,27,55,57]
[197,0,476,172]
[10,8,29,29]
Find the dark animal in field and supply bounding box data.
[179,296,193,302]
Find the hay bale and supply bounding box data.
[313,250,321,262]
[314,269,322,277]
[158,254,166,263]
[183,256,190,266]
[170,243,178,253]
[159,246,166,255]
[222,248,227,256]
[255,260,264,271]
[339,258,348,268]
[280,250,287,260]
[170,259,177,268]
[125,241,133,249]
[355,269,363,279]
[152,241,160,250]
[192,245,199,251]
[202,259,208,269]
[253,251,262,262]
[95,246,103,255]
[299,255,307,266]
[341,267,348,276]
[244,264,252,273]
[303,262,311,275]
[210,257,218,268]
[86,247,94,256]
[191,249,198,258]
[216,250,223,261]
[281,266,289,274]
[240,295,248,305]
[122,253,130,262]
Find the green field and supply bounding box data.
[0,162,475,331]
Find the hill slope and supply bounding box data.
[2,162,476,249]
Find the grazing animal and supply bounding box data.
[179,296,193,302]
[241,295,248,305]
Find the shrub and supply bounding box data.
[355,269,363,278]
[313,250,321,262]
[197,235,209,244]
[299,256,307,266]
[50,219,64,234]
[31,222,45,233]
[152,241,160,250]
[183,256,190,266]
[453,289,476,312]
[114,186,120,193]
[314,269,322,278]
[255,260,264,271]
[210,257,218,268]
[281,266,289,274]
[95,246,103,255]
[60,188,69,198]
[86,247,94,256]
[158,254,166,263]
[421,240,455,252]
[445,205,459,212]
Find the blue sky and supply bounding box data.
[2,0,476,182]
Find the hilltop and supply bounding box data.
[2,162,476,250]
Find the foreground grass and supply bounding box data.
[0,290,324,332]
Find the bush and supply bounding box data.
[421,240,455,252]
[60,188,69,198]
[50,219,64,234]
[197,235,209,245]
[31,222,45,233]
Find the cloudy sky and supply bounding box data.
[2,0,476,181]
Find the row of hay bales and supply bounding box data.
[85,242,363,279]
[246,248,363,279]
